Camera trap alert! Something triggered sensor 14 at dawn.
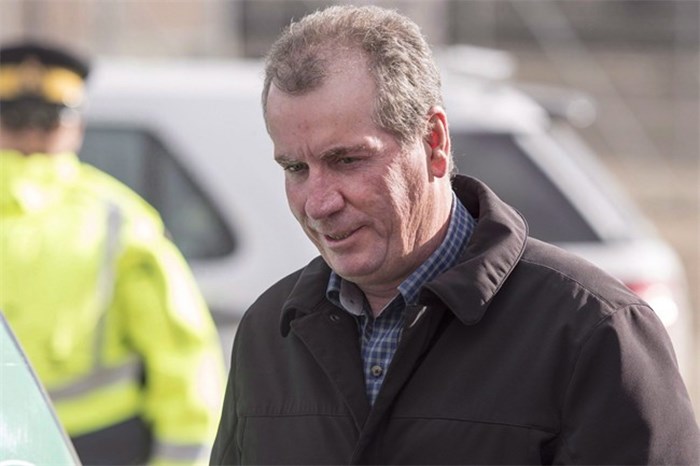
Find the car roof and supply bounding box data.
[87,57,550,135]
[443,76,549,134]
[88,58,265,98]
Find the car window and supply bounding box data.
[80,125,235,260]
[451,132,599,243]
[0,313,81,464]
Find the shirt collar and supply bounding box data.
[327,192,476,313]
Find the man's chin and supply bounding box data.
[323,256,380,283]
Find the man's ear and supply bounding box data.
[424,106,450,178]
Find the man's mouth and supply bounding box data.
[326,231,353,241]
[318,226,364,244]
[305,219,363,246]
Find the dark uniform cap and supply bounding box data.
[0,41,91,130]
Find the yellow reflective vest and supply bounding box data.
[0,150,225,465]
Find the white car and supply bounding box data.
[80,58,692,380]
[0,313,82,464]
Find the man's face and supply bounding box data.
[0,117,83,156]
[266,55,444,291]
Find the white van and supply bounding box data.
[82,60,318,322]
[80,58,693,380]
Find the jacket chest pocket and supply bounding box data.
[377,417,553,465]
[239,413,358,465]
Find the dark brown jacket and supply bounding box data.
[212,175,700,465]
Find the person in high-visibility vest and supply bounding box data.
[0,41,225,465]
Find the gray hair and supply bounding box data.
[262,5,443,147]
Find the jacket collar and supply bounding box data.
[279,175,528,335]
[420,175,528,325]
[280,256,333,336]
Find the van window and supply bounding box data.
[451,132,598,243]
[79,125,235,260]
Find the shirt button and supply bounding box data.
[371,365,383,377]
[329,313,341,323]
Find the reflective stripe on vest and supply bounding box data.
[48,357,142,401]
[152,440,207,462]
[93,201,123,360]
[49,201,143,402]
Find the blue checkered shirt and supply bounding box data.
[326,194,476,405]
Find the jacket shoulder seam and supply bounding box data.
[517,257,638,313]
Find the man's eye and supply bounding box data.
[283,162,307,173]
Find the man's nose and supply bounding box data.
[304,172,344,220]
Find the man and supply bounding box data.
[211,5,700,465]
[0,41,225,465]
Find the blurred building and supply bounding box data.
[2,1,696,157]
[2,1,696,57]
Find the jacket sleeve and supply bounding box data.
[553,304,700,464]
[115,228,226,466]
[210,311,244,465]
